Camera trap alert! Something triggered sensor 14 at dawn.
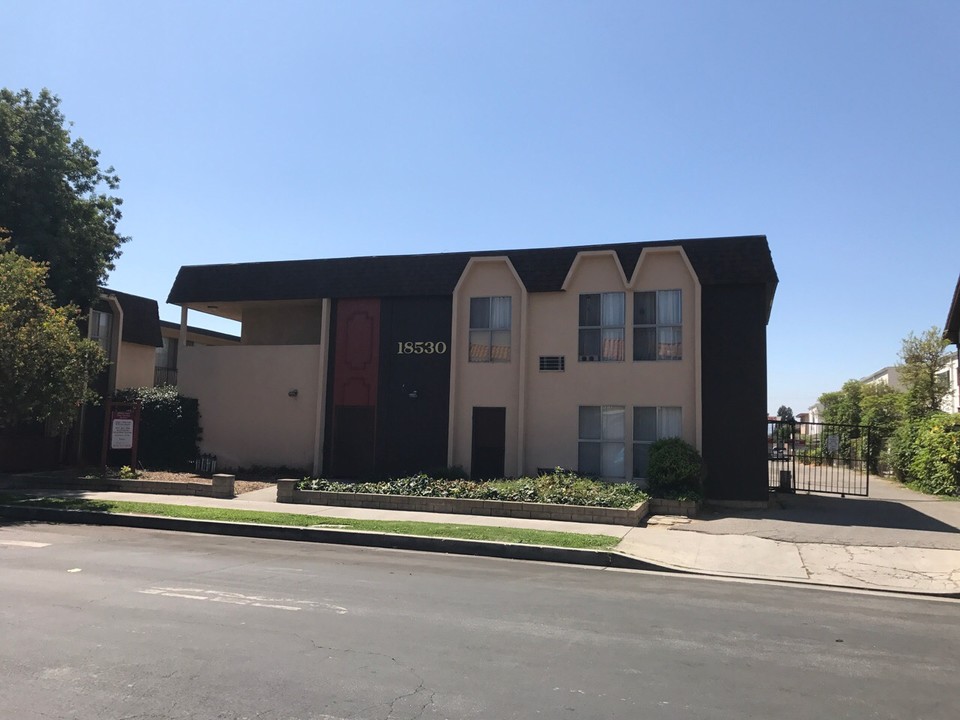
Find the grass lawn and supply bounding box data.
[0,495,622,550]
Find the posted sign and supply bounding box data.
[101,401,141,470]
[111,410,134,450]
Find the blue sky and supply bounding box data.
[4,1,958,413]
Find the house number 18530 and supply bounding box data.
[397,341,447,355]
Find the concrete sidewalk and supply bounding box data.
[618,477,960,594]
[3,478,959,596]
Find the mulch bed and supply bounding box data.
[136,470,274,496]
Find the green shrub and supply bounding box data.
[889,420,920,482]
[113,386,201,470]
[117,465,140,479]
[298,469,648,508]
[647,437,704,500]
[906,414,960,496]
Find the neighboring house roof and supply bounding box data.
[167,235,778,317]
[860,366,901,384]
[102,288,163,347]
[159,320,240,343]
[945,273,960,345]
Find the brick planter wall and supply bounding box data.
[649,497,701,518]
[276,479,648,526]
[0,474,235,499]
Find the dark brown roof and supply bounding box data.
[104,289,163,347]
[168,235,778,314]
[946,274,960,345]
[159,320,240,343]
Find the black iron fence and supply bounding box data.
[768,420,871,496]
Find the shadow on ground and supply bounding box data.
[0,495,116,529]
[700,492,960,534]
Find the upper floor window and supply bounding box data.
[90,309,113,354]
[634,290,682,361]
[469,296,511,362]
[579,292,624,362]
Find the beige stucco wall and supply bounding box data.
[241,304,323,345]
[449,248,700,480]
[450,259,524,476]
[115,342,157,390]
[178,344,321,470]
[522,249,699,479]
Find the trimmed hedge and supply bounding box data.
[299,469,648,509]
[647,437,704,500]
[113,386,201,470]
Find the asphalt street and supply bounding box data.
[2,522,958,720]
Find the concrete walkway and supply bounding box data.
[618,477,960,594]
[4,477,960,596]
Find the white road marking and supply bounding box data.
[0,540,51,548]
[137,586,347,614]
[67,568,82,573]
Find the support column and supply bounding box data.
[312,298,331,477]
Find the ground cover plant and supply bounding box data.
[298,469,648,508]
[0,495,620,549]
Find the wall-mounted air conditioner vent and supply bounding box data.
[540,356,565,371]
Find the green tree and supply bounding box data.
[898,327,951,419]
[818,380,865,461]
[860,383,906,472]
[0,88,127,309]
[0,236,107,430]
[776,405,795,422]
[820,380,863,427]
[772,405,795,444]
[818,390,843,422]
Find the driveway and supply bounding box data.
[674,476,960,550]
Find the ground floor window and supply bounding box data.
[633,406,682,482]
[578,406,625,479]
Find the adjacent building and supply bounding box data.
[944,274,960,414]
[166,235,778,503]
[156,320,240,386]
[76,289,239,464]
[860,366,905,392]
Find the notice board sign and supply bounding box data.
[101,400,142,470]
[111,410,134,450]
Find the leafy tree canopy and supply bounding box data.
[0,234,107,430]
[898,326,951,419]
[0,88,127,309]
[819,380,863,427]
[776,405,795,422]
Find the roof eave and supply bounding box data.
[945,274,960,345]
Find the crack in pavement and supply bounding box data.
[309,642,436,720]
[794,544,812,579]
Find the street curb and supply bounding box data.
[4,504,958,599]
[0,504,672,573]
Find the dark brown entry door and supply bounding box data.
[472,407,506,480]
[330,405,376,479]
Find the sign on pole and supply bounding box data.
[101,400,142,470]
[111,410,134,450]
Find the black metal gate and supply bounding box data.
[767,421,871,496]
